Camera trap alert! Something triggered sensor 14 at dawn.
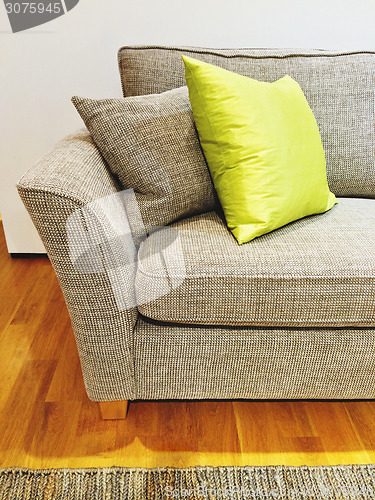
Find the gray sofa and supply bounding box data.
[17,47,375,417]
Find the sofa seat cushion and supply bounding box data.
[136,198,375,327]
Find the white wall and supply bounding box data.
[1,0,375,253]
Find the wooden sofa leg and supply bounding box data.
[99,400,129,420]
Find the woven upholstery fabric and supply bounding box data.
[72,87,216,229]
[136,198,375,328]
[17,130,137,402]
[4,465,375,499]
[119,46,375,197]
[136,317,375,399]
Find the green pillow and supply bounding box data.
[182,55,337,244]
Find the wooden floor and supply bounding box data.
[1,223,375,469]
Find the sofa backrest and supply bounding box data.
[118,46,375,198]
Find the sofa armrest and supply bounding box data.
[17,130,137,401]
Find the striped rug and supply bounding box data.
[1,464,374,499]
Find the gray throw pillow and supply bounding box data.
[72,87,217,229]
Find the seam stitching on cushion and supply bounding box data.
[118,46,375,61]
[136,312,375,326]
[118,49,127,97]
[136,263,375,279]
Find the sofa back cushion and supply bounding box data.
[118,46,375,198]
